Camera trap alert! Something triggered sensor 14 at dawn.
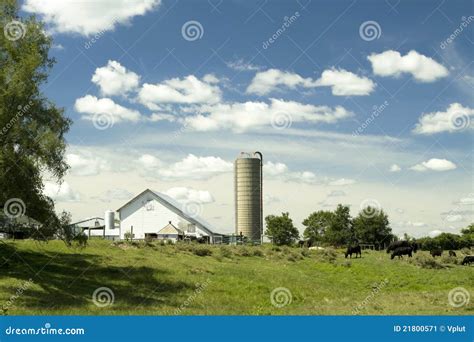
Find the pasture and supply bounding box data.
[0,240,472,315]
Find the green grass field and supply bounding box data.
[0,239,472,315]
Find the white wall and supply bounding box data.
[118,192,209,240]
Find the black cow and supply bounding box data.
[345,245,361,258]
[430,249,443,258]
[461,256,474,265]
[387,241,418,253]
[298,240,313,248]
[391,246,413,259]
[448,250,456,257]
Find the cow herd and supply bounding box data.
[341,241,474,266]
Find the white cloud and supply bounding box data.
[410,158,457,172]
[314,69,375,96]
[92,60,140,96]
[367,50,448,82]
[428,229,443,238]
[389,164,401,172]
[264,194,281,205]
[138,154,162,169]
[184,98,353,132]
[100,188,134,202]
[263,161,317,184]
[44,181,80,202]
[138,75,222,109]
[226,59,261,72]
[328,178,356,186]
[458,197,474,206]
[165,187,214,204]
[75,95,141,123]
[138,154,232,181]
[413,103,474,134]
[148,113,177,122]
[246,69,314,95]
[67,153,109,176]
[327,190,346,197]
[246,68,375,96]
[23,0,161,36]
[444,214,463,222]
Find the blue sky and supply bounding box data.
[19,0,473,236]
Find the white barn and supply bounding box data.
[117,189,222,243]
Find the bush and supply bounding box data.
[441,255,458,265]
[252,249,264,257]
[408,254,445,269]
[236,246,252,257]
[319,247,338,263]
[219,246,233,258]
[73,233,88,248]
[301,249,310,258]
[193,247,213,257]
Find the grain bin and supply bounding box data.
[105,210,115,231]
[234,152,263,242]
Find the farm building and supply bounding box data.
[70,216,119,240]
[117,189,222,243]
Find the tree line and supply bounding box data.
[265,204,393,248]
[265,206,474,250]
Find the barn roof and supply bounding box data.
[158,222,184,235]
[116,189,221,236]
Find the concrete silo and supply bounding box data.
[234,152,263,243]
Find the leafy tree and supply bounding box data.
[1,0,71,238]
[353,208,392,249]
[265,212,299,246]
[461,223,474,236]
[324,204,353,246]
[302,210,334,244]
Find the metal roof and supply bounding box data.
[116,189,220,236]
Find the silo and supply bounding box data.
[105,210,115,230]
[234,152,263,242]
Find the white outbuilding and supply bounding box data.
[117,189,222,243]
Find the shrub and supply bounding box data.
[124,231,133,242]
[193,247,213,257]
[166,239,174,245]
[320,247,338,263]
[441,255,458,265]
[252,249,264,257]
[219,246,233,258]
[236,246,252,257]
[301,249,310,258]
[408,254,445,269]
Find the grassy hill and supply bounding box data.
[0,239,473,315]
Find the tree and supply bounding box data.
[461,223,474,236]
[324,204,353,246]
[265,212,299,246]
[353,207,392,249]
[1,0,71,238]
[302,210,334,244]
